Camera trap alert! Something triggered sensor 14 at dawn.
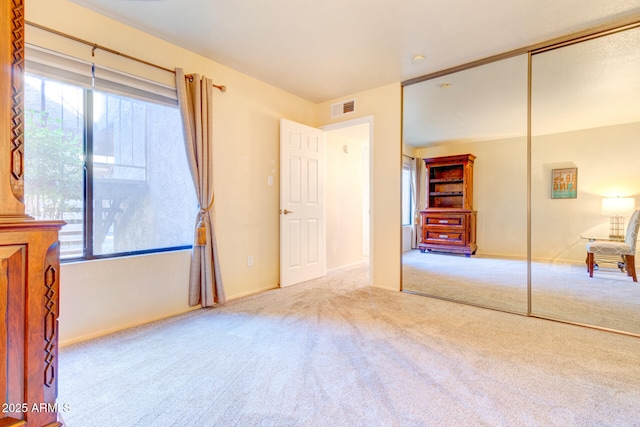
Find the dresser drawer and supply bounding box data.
[423,214,465,228]
[422,229,465,245]
[418,210,476,256]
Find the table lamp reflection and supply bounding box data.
[601,197,636,239]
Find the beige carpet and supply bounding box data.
[58,265,640,426]
[403,250,640,334]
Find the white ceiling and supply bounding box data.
[69,0,640,103]
[403,55,529,146]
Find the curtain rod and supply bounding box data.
[25,20,227,92]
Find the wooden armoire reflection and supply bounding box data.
[1,1,65,426]
[418,154,477,257]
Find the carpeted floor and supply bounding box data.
[403,250,640,334]
[58,264,640,426]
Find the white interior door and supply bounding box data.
[280,119,325,287]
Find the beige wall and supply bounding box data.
[59,250,196,343]
[531,121,640,263]
[325,132,366,270]
[27,0,320,344]
[403,143,417,158]
[318,85,402,291]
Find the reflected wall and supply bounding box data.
[530,26,640,333]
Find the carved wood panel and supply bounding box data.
[10,0,25,202]
[43,242,60,403]
[1,0,64,425]
[0,245,26,425]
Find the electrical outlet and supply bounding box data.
[267,175,273,186]
[247,256,254,267]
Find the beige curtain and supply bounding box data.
[175,68,226,307]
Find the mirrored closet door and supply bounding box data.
[530,25,640,334]
[402,54,529,314]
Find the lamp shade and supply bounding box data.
[601,197,636,216]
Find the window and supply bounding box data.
[24,47,197,260]
[24,75,85,257]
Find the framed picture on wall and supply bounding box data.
[551,167,578,199]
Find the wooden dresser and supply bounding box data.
[418,154,477,257]
[1,1,65,426]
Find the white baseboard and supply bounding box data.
[59,305,202,347]
[326,259,369,274]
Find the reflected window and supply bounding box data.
[402,157,412,226]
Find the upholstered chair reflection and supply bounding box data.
[586,209,640,282]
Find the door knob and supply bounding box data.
[281,209,294,215]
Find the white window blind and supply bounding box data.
[25,44,178,107]
[25,44,93,88]
[92,65,177,106]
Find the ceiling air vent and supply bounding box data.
[331,99,356,118]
